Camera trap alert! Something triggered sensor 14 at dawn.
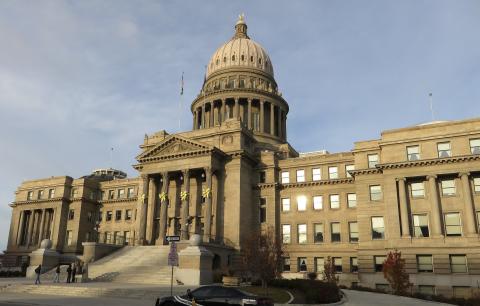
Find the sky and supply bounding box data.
[0,1,479,253]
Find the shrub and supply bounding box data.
[306,272,317,280]
[269,279,340,304]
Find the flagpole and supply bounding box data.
[179,72,184,131]
[429,93,435,121]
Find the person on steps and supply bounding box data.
[34,265,42,285]
[66,264,72,283]
[53,264,60,283]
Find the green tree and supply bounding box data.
[382,249,412,295]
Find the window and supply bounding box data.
[281,171,290,183]
[347,193,357,208]
[450,255,467,273]
[283,258,290,272]
[445,213,462,236]
[115,210,122,221]
[72,188,78,198]
[282,225,291,244]
[417,255,433,272]
[474,178,480,193]
[441,179,456,196]
[315,257,324,274]
[437,142,451,158]
[312,168,321,181]
[108,190,115,199]
[453,287,471,299]
[106,211,113,222]
[349,222,359,242]
[98,211,103,222]
[333,257,342,273]
[127,187,135,198]
[418,285,436,296]
[68,209,75,220]
[413,214,429,237]
[328,166,338,179]
[411,182,425,197]
[259,198,266,223]
[330,194,340,209]
[298,257,307,272]
[118,189,125,198]
[87,212,93,222]
[314,223,324,243]
[296,169,305,182]
[407,145,420,161]
[37,190,44,199]
[374,256,386,272]
[313,196,323,210]
[345,164,355,178]
[368,154,379,168]
[371,217,385,239]
[281,198,290,212]
[470,139,480,154]
[297,196,307,211]
[350,257,358,272]
[331,222,341,242]
[65,230,72,246]
[370,185,382,201]
[27,191,33,200]
[125,209,132,221]
[297,224,307,244]
[259,171,266,183]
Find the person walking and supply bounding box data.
[66,264,72,283]
[71,262,76,283]
[53,265,60,283]
[34,265,42,285]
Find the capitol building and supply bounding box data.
[3,16,480,298]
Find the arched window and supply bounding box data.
[259,58,262,64]
[223,57,227,63]
[216,59,219,65]
[250,56,254,62]
[241,54,245,61]
[232,54,235,61]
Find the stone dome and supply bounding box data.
[206,14,274,79]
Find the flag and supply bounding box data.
[180,72,184,95]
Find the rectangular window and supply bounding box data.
[66,230,72,246]
[331,222,341,242]
[106,211,113,221]
[450,255,468,273]
[71,188,78,198]
[297,224,307,244]
[98,211,103,222]
[68,209,75,220]
[259,198,266,223]
[27,191,33,200]
[474,178,480,193]
[315,257,324,274]
[259,171,266,183]
[350,257,358,272]
[117,189,125,198]
[347,193,357,208]
[312,168,321,181]
[314,223,324,243]
[413,214,429,237]
[418,285,436,296]
[330,194,340,209]
[411,182,425,197]
[441,179,456,196]
[333,257,342,273]
[370,185,382,201]
[349,222,359,242]
[298,257,307,272]
[37,190,44,200]
[115,210,122,221]
[297,196,307,211]
[283,257,290,272]
[374,256,386,272]
[282,225,291,244]
[127,187,135,198]
[407,145,420,161]
[328,166,338,179]
[313,196,323,210]
[437,142,451,158]
[108,190,115,199]
[453,286,471,299]
[417,255,433,272]
[371,217,385,239]
[345,164,355,178]
[281,198,290,212]
[470,139,480,154]
[368,154,379,168]
[296,169,305,182]
[125,209,132,221]
[281,171,290,184]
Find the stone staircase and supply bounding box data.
[88,245,175,285]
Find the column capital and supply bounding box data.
[140,174,149,180]
[396,177,406,182]
[427,174,437,180]
[234,97,239,102]
[182,169,190,176]
[458,172,470,178]
[260,100,264,105]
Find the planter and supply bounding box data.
[222,276,241,287]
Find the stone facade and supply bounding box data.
[4,15,480,298]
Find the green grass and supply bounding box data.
[240,286,292,303]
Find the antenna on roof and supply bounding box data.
[429,93,435,121]
[110,147,114,169]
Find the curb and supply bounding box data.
[275,290,346,306]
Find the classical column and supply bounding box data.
[201,104,206,128]
[137,175,149,245]
[38,209,46,245]
[158,172,170,245]
[181,170,191,240]
[260,101,265,133]
[193,110,197,130]
[234,98,239,119]
[397,178,411,237]
[26,210,35,248]
[209,102,214,128]
[270,103,275,135]
[459,172,477,235]
[247,99,252,129]
[146,177,157,244]
[221,99,226,123]
[277,107,282,138]
[16,210,25,246]
[427,175,443,237]
[203,168,213,243]
[283,113,287,139]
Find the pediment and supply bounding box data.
[136,135,214,162]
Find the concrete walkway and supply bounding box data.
[342,290,451,306]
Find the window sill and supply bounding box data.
[441,194,457,198]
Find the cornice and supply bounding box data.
[11,197,70,206]
[99,197,138,204]
[280,178,355,189]
[349,168,383,177]
[377,154,480,170]
[254,183,279,190]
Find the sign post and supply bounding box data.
[167,236,180,296]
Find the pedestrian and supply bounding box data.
[66,264,72,283]
[71,262,76,283]
[53,264,60,283]
[34,264,42,285]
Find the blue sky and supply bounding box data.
[1,1,479,252]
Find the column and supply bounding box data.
[146,177,157,244]
[234,98,239,119]
[283,113,287,139]
[427,175,443,237]
[201,104,206,128]
[247,99,252,129]
[16,210,25,246]
[137,175,149,245]
[26,210,35,248]
[260,101,265,133]
[459,172,477,235]
[181,170,191,240]
[221,99,226,123]
[277,107,282,138]
[397,178,410,237]
[270,103,275,135]
[203,168,213,243]
[193,110,197,130]
[37,209,46,246]
[158,172,170,245]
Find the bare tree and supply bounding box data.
[382,249,412,295]
[323,256,338,285]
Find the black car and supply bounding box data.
[155,285,273,306]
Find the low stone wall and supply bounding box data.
[82,242,123,263]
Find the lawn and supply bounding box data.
[240,286,292,304]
